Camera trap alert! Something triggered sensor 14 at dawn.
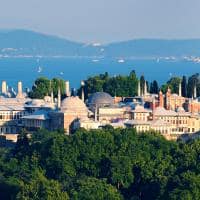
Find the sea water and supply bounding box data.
[0,57,199,89]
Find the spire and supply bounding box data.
[137,80,141,96]
[57,87,61,109]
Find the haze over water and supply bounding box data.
[0,57,199,90]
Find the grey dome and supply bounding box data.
[88,92,114,111]
[61,96,88,113]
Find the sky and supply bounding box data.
[0,0,199,43]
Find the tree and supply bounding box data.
[28,77,65,99]
[167,77,181,94]
[16,170,69,200]
[78,71,139,98]
[168,172,200,200]
[109,156,134,189]
[181,76,187,97]
[140,75,145,95]
[13,129,31,159]
[70,177,122,200]
[187,73,200,98]
[150,80,159,94]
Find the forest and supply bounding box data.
[1,127,200,199]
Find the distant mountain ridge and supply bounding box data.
[0,29,200,58]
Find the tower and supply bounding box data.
[2,81,7,95]
[65,81,70,97]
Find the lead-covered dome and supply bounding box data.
[26,99,45,107]
[61,96,88,113]
[87,92,114,112]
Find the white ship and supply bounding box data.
[92,59,99,62]
[37,66,42,73]
[118,59,125,63]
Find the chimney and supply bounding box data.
[144,81,147,96]
[65,81,70,97]
[57,87,61,109]
[94,106,98,122]
[194,84,197,99]
[152,98,156,120]
[81,81,85,102]
[2,81,7,94]
[166,87,171,110]
[179,82,182,97]
[17,81,23,98]
[159,90,164,107]
[137,80,141,96]
[51,91,54,104]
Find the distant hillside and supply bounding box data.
[0,30,84,56]
[0,30,200,58]
[104,39,200,57]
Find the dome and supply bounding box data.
[88,92,114,106]
[27,99,45,107]
[61,96,88,113]
[87,92,114,112]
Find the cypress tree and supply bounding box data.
[181,76,187,97]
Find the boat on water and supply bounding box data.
[118,59,125,63]
[37,66,42,73]
[92,59,99,63]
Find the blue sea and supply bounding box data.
[0,57,199,90]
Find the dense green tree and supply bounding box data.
[140,75,145,95]
[150,80,159,94]
[13,129,31,159]
[70,177,122,200]
[181,76,187,97]
[168,172,200,200]
[167,77,181,94]
[2,127,200,199]
[79,71,138,98]
[187,73,200,98]
[16,170,69,200]
[28,77,65,99]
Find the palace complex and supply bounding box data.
[0,79,200,143]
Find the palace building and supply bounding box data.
[0,79,199,143]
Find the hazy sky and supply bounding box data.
[0,0,199,43]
